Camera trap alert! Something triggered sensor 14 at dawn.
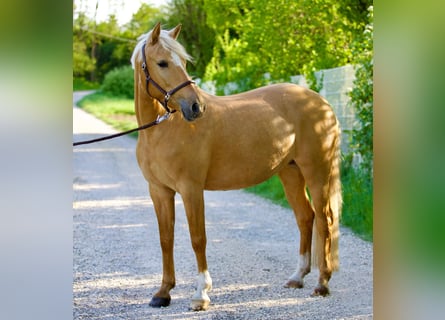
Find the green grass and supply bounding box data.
[73,78,100,91]
[76,91,373,241]
[76,91,138,137]
[340,165,373,241]
[246,165,373,242]
[246,175,290,208]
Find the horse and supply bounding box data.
[130,22,342,311]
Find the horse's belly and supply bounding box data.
[204,133,295,190]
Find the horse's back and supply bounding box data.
[210,82,338,148]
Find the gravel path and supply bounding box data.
[73,91,373,319]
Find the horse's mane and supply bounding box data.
[130,29,193,69]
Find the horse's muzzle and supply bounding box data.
[180,101,206,122]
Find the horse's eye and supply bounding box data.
[157,60,168,68]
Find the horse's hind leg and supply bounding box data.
[278,164,315,289]
[300,159,341,297]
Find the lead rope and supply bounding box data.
[72,112,171,146]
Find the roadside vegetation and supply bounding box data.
[74,1,373,241]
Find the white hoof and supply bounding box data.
[191,270,212,311]
[190,296,210,311]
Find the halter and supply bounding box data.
[141,42,195,114]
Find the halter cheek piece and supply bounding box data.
[141,42,195,114]
[72,42,195,146]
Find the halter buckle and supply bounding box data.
[156,112,171,124]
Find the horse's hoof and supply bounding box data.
[312,285,330,297]
[284,279,304,288]
[149,296,171,308]
[190,298,210,311]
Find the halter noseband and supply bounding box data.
[141,42,195,114]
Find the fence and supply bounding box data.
[291,65,357,154]
[198,64,357,155]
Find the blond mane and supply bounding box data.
[130,29,192,69]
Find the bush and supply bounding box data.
[73,77,100,91]
[101,65,134,99]
[348,6,373,174]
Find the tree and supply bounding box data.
[166,0,215,77]
[122,3,166,38]
[348,6,373,174]
[73,2,165,83]
[203,0,369,92]
[73,11,96,79]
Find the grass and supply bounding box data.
[76,90,373,241]
[246,175,289,208]
[73,78,100,91]
[246,164,373,242]
[340,165,373,241]
[76,91,139,138]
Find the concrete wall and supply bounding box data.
[290,65,357,154]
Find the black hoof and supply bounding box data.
[284,279,304,289]
[312,285,330,297]
[149,296,171,308]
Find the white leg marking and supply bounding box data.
[289,253,311,282]
[191,270,212,310]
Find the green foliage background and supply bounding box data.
[101,65,134,99]
[203,0,368,92]
[73,0,372,85]
[348,7,373,174]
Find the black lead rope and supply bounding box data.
[72,112,172,146]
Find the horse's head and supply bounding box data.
[132,23,205,122]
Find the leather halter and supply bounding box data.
[141,42,195,114]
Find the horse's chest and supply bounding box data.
[136,137,203,188]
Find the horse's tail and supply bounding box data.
[313,123,342,272]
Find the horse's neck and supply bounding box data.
[135,94,164,125]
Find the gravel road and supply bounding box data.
[73,91,373,319]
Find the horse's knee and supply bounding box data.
[159,236,174,250]
[190,235,206,253]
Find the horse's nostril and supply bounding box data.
[192,102,200,114]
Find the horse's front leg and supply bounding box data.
[181,188,213,311]
[149,183,176,308]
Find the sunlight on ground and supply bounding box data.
[73,183,121,191]
[73,198,153,210]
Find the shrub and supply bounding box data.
[73,77,99,91]
[348,6,373,174]
[101,65,134,99]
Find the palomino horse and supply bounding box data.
[131,23,342,311]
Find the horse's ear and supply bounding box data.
[168,24,182,40]
[149,22,161,44]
